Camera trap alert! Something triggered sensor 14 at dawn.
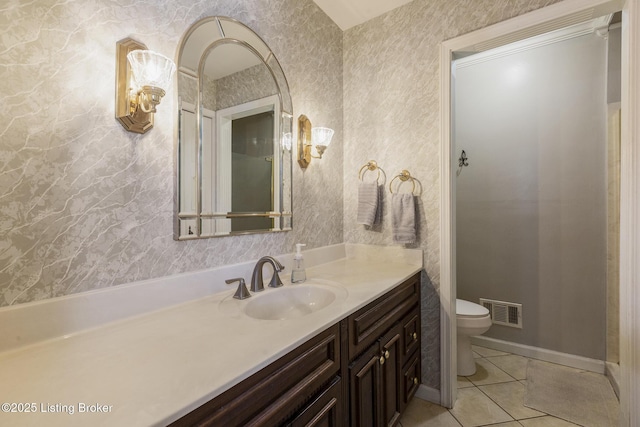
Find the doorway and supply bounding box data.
[454,19,611,364]
[439,1,640,424]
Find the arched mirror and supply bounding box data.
[175,16,293,239]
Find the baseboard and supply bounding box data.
[470,336,605,374]
[414,384,440,405]
[605,361,620,399]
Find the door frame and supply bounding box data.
[439,1,640,424]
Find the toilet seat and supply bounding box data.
[456,299,489,318]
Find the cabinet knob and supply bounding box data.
[379,356,385,365]
[384,350,390,359]
[412,332,417,340]
[413,377,419,385]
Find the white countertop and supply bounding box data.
[0,244,422,426]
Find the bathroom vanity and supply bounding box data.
[0,244,422,426]
[171,273,421,427]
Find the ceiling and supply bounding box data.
[312,0,415,30]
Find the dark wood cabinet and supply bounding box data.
[347,274,421,427]
[170,273,421,427]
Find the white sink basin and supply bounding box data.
[244,285,337,320]
[220,281,348,320]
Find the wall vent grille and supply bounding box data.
[479,299,523,328]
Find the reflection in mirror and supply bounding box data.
[175,17,293,239]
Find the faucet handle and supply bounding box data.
[226,277,251,300]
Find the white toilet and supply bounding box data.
[456,299,492,376]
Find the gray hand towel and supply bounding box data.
[357,182,379,226]
[392,193,415,244]
[374,185,383,225]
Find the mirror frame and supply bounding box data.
[174,16,293,240]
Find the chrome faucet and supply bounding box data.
[250,256,284,292]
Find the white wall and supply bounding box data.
[454,31,608,360]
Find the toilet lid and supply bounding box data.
[456,299,489,318]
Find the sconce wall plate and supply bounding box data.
[115,38,153,134]
[297,114,312,168]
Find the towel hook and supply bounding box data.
[389,170,416,195]
[458,150,469,168]
[358,160,386,183]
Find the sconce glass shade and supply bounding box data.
[116,39,176,133]
[311,127,334,158]
[312,127,334,148]
[127,50,176,91]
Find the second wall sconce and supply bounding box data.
[297,114,334,169]
[115,38,176,134]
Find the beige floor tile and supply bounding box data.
[473,350,482,359]
[449,387,514,427]
[524,359,619,427]
[489,423,524,427]
[479,381,545,420]
[519,415,581,426]
[472,345,509,357]
[457,376,475,388]
[486,355,529,380]
[399,397,462,427]
[465,358,516,386]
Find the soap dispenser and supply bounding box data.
[291,243,307,283]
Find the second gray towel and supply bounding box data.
[391,193,415,244]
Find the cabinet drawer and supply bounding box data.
[287,377,342,427]
[348,274,420,360]
[171,324,340,427]
[400,352,421,411]
[400,308,420,363]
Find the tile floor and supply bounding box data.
[398,345,618,427]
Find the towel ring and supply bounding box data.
[389,170,416,194]
[358,160,385,183]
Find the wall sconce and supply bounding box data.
[115,38,176,134]
[297,114,334,169]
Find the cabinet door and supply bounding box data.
[349,343,382,427]
[380,323,402,427]
[289,377,342,427]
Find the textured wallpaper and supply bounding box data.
[342,0,562,389]
[1,0,567,394]
[0,0,343,306]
